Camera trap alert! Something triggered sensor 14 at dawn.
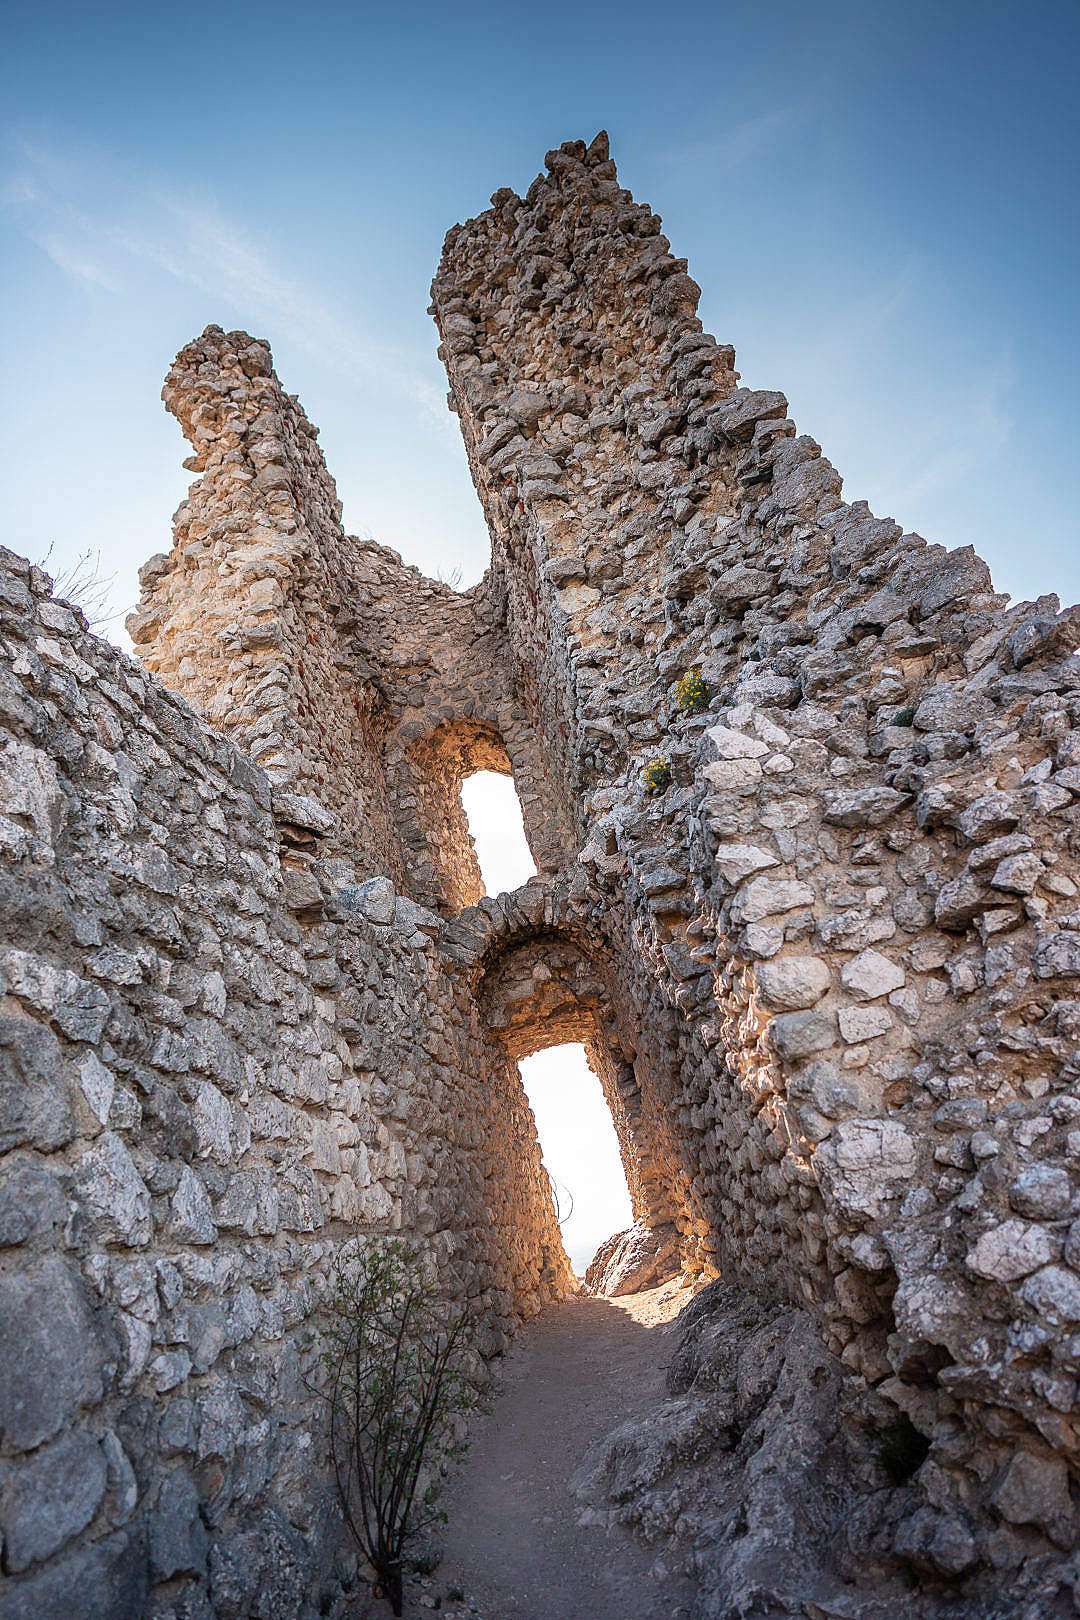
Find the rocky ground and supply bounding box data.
[346,1279,1080,1620]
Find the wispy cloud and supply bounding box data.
[32,231,122,291]
[2,136,449,424]
[661,105,813,176]
[726,248,1016,542]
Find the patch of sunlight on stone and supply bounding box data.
[519,1044,633,1275]
[461,769,537,896]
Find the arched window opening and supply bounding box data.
[518,1042,633,1276]
[461,768,537,897]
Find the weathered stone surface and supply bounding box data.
[168,1164,217,1245]
[571,1280,985,1615]
[817,1120,916,1218]
[838,1003,893,1043]
[71,1132,152,1246]
[1009,1165,1073,1220]
[839,948,905,1000]
[966,1219,1056,1282]
[768,1010,836,1062]
[0,1160,66,1246]
[150,1466,208,1579]
[712,842,778,887]
[822,787,910,827]
[271,789,336,836]
[0,1528,149,1620]
[1020,1265,1080,1325]
[583,1222,680,1297]
[0,1018,75,1154]
[0,1258,112,1450]
[994,1451,1077,1545]
[0,1431,107,1571]
[208,1514,313,1620]
[755,955,832,1010]
[732,876,815,922]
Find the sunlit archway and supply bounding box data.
[518,1043,633,1275]
[461,767,537,896]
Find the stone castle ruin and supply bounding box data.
[3,132,1080,1617]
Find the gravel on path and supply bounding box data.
[395,1282,699,1620]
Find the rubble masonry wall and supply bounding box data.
[5,129,1080,1613]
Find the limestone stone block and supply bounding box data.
[755,955,832,1011]
[149,1467,207,1580]
[72,1133,151,1247]
[1008,1166,1073,1220]
[703,756,763,792]
[990,852,1043,895]
[822,787,910,828]
[0,1017,76,1154]
[0,1162,66,1247]
[1035,931,1080,978]
[712,842,778,886]
[706,723,769,761]
[817,1119,917,1219]
[994,1450,1077,1545]
[838,1004,892,1043]
[77,1052,114,1126]
[1020,1265,1080,1326]
[1,1432,107,1571]
[840,949,905,1000]
[149,1350,192,1394]
[0,1257,112,1450]
[354,876,396,925]
[0,1526,148,1620]
[966,1220,1057,1282]
[768,1011,836,1062]
[168,1164,217,1245]
[733,876,815,923]
[934,872,993,930]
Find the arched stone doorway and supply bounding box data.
[477,927,684,1261]
[390,716,570,915]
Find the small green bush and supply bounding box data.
[644,755,672,794]
[674,667,711,714]
[893,706,916,727]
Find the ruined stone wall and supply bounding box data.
[430,134,1080,1570]
[10,127,1080,1612]
[0,546,568,1618]
[128,329,575,913]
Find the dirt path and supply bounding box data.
[398,1283,698,1620]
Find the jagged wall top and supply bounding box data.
[127,325,576,907]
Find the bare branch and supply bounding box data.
[312,1238,486,1615]
[35,545,125,629]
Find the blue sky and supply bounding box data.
[3,0,1078,632]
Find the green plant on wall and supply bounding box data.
[674,667,711,714]
[644,755,672,794]
[318,1239,484,1615]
